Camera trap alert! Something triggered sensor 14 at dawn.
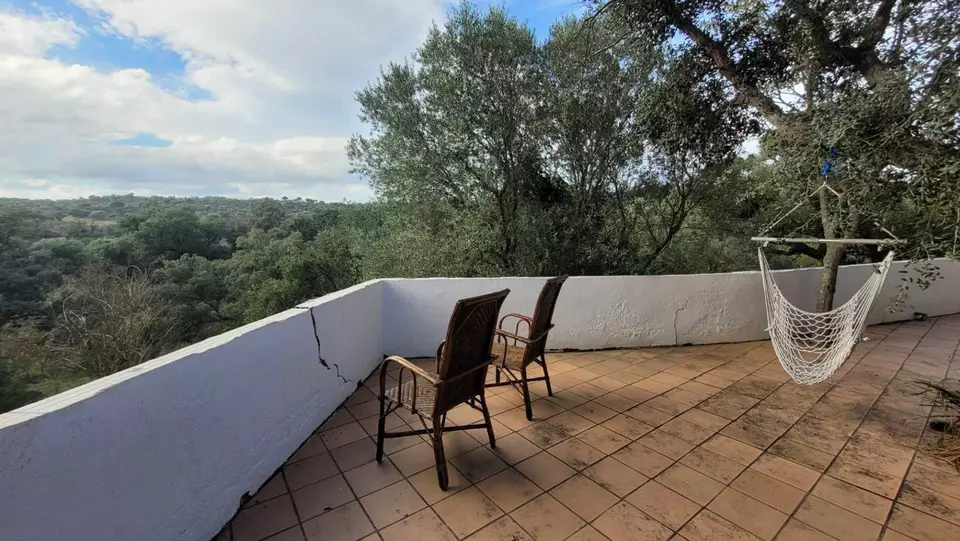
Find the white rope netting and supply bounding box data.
[758,248,895,384]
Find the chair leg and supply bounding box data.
[375,397,386,463]
[541,356,554,397]
[521,365,534,421]
[478,394,496,449]
[432,416,449,490]
[495,366,501,384]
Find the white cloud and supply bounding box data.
[0,1,445,199]
[0,10,81,55]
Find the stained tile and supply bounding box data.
[583,456,648,497]
[511,493,586,541]
[679,409,730,431]
[899,480,960,525]
[519,421,574,448]
[577,425,631,454]
[570,382,608,400]
[720,419,779,449]
[594,392,637,412]
[729,469,804,514]
[776,519,836,541]
[378,508,456,541]
[302,500,375,541]
[680,446,746,484]
[613,384,657,404]
[449,445,508,483]
[572,402,618,423]
[707,487,787,540]
[566,525,611,541]
[660,417,716,445]
[634,377,677,395]
[530,398,566,419]
[697,391,760,420]
[592,375,630,392]
[344,460,403,497]
[592,501,672,541]
[826,456,902,499]
[550,474,618,521]
[888,503,960,541]
[811,475,892,524]
[321,422,369,450]
[543,411,595,436]
[432,486,503,538]
[637,429,695,460]
[601,414,654,440]
[438,430,482,458]
[321,408,356,431]
[679,509,763,541]
[331,438,378,472]
[284,452,339,490]
[656,463,724,505]
[626,480,700,531]
[496,407,539,431]
[360,480,427,529]
[794,496,882,541]
[232,495,300,541]
[611,443,674,477]
[907,461,960,499]
[476,467,541,512]
[750,454,819,491]
[664,388,707,407]
[624,404,676,426]
[407,463,469,505]
[492,432,542,465]
[291,474,355,521]
[468,516,534,541]
[515,451,576,490]
[645,395,691,416]
[547,438,606,471]
[768,438,834,472]
[390,442,437,477]
[699,434,762,465]
[381,432,425,455]
[263,527,306,541]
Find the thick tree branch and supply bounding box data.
[657,0,787,126]
[862,0,898,50]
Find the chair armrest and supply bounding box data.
[499,312,532,326]
[381,355,439,385]
[495,329,532,344]
[499,313,533,338]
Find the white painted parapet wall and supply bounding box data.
[1,259,958,541]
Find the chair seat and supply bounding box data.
[384,376,438,417]
[495,344,528,369]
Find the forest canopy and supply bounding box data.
[1,0,957,412]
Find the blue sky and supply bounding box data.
[0,0,582,200]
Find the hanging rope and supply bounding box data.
[752,146,901,384]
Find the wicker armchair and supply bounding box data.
[488,276,567,420]
[376,289,509,490]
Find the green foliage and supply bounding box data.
[601,0,960,309]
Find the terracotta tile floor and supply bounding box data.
[217,317,960,541]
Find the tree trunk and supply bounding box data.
[816,187,846,312]
[817,243,847,311]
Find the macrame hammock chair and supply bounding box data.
[752,151,900,385]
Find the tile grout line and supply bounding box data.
[877,320,957,539]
